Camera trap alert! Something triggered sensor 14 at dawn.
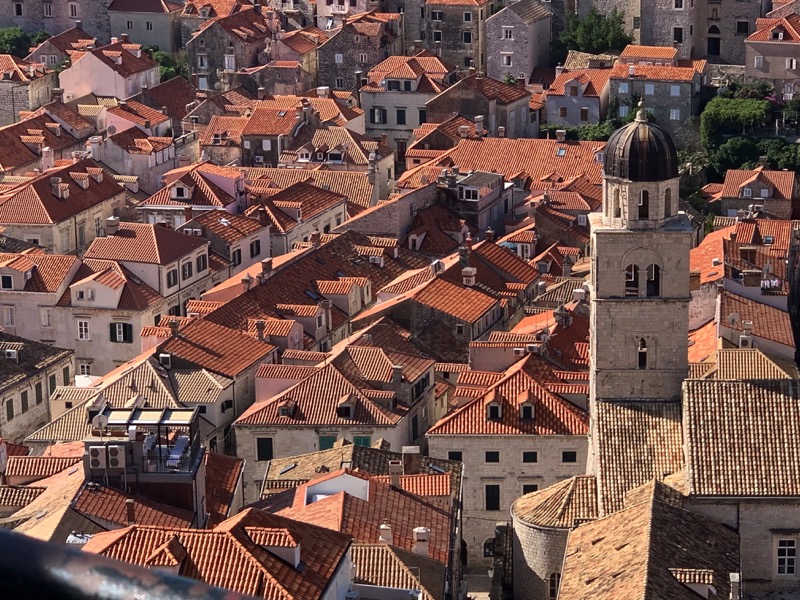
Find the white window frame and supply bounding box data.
[77,320,90,341]
[40,307,52,328]
[502,27,513,40]
[2,305,14,326]
[69,2,78,17]
[670,108,681,120]
[778,539,797,575]
[755,55,764,69]
[335,53,344,64]
[619,82,630,94]
[670,85,681,96]
[619,105,630,117]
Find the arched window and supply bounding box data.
[549,572,561,600]
[625,264,639,297]
[639,190,649,219]
[708,25,720,34]
[646,264,661,297]
[638,338,648,369]
[664,188,672,218]
[484,538,495,557]
[614,189,621,218]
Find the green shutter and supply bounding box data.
[124,323,133,343]
[109,322,117,342]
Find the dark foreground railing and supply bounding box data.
[0,528,257,600]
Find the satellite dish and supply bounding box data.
[92,414,109,430]
[107,125,117,135]
[727,313,741,326]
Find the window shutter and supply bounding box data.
[110,323,118,342]
[123,324,133,343]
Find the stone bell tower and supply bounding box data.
[589,104,693,402]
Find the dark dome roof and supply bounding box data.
[603,107,678,182]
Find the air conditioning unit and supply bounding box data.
[369,255,384,266]
[106,445,126,469]
[513,347,525,356]
[739,335,754,348]
[192,228,203,236]
[4,349,18,361]
[158,353,172,369]
[526,344,538,354]
[89,446,107,469]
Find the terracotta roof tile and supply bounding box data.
[720,291,793,347]
[620,44,679,61]
[0,485,45,508]
[5,456,81,481]
[687,320,718,363]
[83,508,351,600]
[593,400,683,514]
[610,61,700,82]
[72,483,195,528]
[511,475,597,528]
[720,166,796,200]
[685,379,800,496]
[352,544,446,600]
[547,68,611,97]
[182,210,264,244]
[689,226,731,285]
[84,223,208,265]
[80,41,157,77]
[748,14,800,41]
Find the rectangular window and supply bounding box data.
[77,320,90,341]
[354,436,371,447]
[319,435,337,450]
[35,382,42,404]
[485,484,500,510]
[619,105,630,118]
[110,322,133,344]
[464,11,472,21]
[562,450,578,463]
[13,3,22,16]
[6,398,13,421]
[167,269,178,288]
[43,3,52,17]
[670,108,681,120]
[335,53,343,64]
[633,16,640,29]
[522,484,538,494]
[673,26,684,44]
[523,451,538,463]
[503,54,512,67]
[619,82,630,94]
[256,437,273,461]
[736,20,749,35]
[224,54,236,70]
[0,275,11,289]
[755,55,764,69]
[126,20,134,29]
[580,107,589,122]
[644,83,655,95]
[503,28,513,39]
[670,85,681,96]
[2,305,14,327]
[674,0,683,7]
[146,21,153,31]
[48,374,57,396]
[232,248,242,266]
[396,108,406,125]
[335,77,344,89]
[778,539,797,575]
[788,58,798,70]
[558,107,567,118]
[359,53,367,63]
[182,262,193,280]
[448,451,463,461]
[463,31,472,44]
[433,30,442,43]
[69,2,78,17]
[196,254,208,272]
[485,451,500,463]
[249,239,261,258]
[418,108,426,123]
[79,363,91,376]
[20,391,28,413]
[432,10,442,20]
[63,366,70,385]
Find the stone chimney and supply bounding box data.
[555,63,564,76]
[475,115,484,136]
[391,364,403,384]
[74,20,82,30]
[41,146,54,171]
[485,228,495,242]
[368,152,377,184]
[257,206,269,228]
[86,136,102,160]
[120,33,129,43]
[310,229,321,248]
[105,216,120,235]
[126,498,136,525]
[257,87,267,100]
[51,88,64,103]
[50,177,62,198]
[320,300,332,332]
[183,206,193,223]
[556,129,567,143]
[168,319,180,337]
[317,86,330,98]
[498,126,506,138]
[242,273,253,292]
[462,266,477,287]
[388,460,403,488]
[261,257,273,279]
[412,527,430,556]
[255,319,266,341]
[402,446,420,474]
[379,520,394,544]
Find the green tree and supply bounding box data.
[30,31,51,46]
[0,27,32,58]
[554,8,632,63]
[501,72,517,85]
[708,136,760,179]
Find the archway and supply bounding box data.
[708,26,721,56]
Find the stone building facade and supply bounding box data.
[0,59,57,126]
[419,0,494,71]
[317,15,402,92]
[486,0,551,82]
[108,0,182,53]
[0,0,112,42]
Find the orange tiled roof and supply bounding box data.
[619,44,679,61]
[82,41,157,77]
[688,320,718,363]
[0,55,52,83]
[184,210,264,244]
[428,355,588,436]
[205,452,245,526]
[84,222,207,265]
[547,68,612,97]
[689,226,732,285]
[511,475,597,528]
[720,291,793,348]
[107,100,170,128]
[610,61,699,82]
[83,508,351,600]
[748,14,800,41]
[72,483,195,528]
[5,456,81,480]
[720,166,796,200]
[413,277,498,323]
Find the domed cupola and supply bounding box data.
[604,102,678,182]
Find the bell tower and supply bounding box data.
[589,104,693,401]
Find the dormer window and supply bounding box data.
[520,403,534,420]
[336,404,352,418]
[316,152,324,160]
[278,400,296,418]
[387,80,400,91]
[0,275,11,290]
[299,151,310,161]
[175,186,186,198]
[742,187,752,197]
[459,187,479,200]
[761,188,769,198]
[328,151,342,162]
[487,402,501,421]
[213,133,222,145]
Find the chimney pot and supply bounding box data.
[50,177,62,198]
[485,228,495,242]
[255,319,266,341]
[391,364,403,384]
[412,526,430,556]
[168,319,180,336]
[388,460,402,488]
[379,520,394,545]
[261,257,273,276]
[401,446,420,474]
[183,206,193,223]
[105,216,120,236]
[125,498,135,525]
[242,274,253,291]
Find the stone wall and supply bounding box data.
[3,1,112,42]
[511,519,568,600]
[486,11,550,82]
[421,4,487,71]
[317,24,387,92]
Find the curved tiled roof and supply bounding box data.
[511,475,598,528]
[604,108,678,182]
